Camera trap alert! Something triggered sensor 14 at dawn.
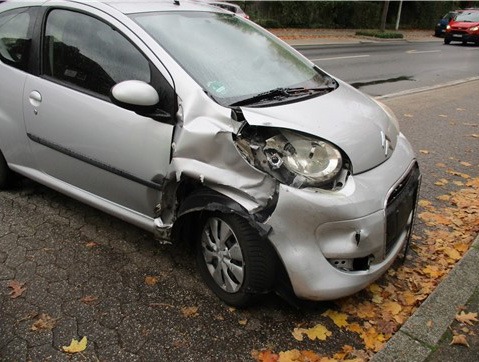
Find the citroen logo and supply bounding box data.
[380,131,394,157]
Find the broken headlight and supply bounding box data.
[235,127,346,189]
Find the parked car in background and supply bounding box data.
[444,9,479,45]
[0,0,420,307]
[434,10,461,37]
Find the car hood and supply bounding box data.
[450,21,479,28]
[240,81,399,174]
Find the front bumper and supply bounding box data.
[446,31,479,43]
[265,133,420,300]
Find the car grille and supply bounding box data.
[451,30,467,35]
[385,163,420,255]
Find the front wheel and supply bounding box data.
[196,213,275,307]
[444,37,451,45]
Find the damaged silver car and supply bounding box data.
[0,0,420,307]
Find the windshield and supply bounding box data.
[130,11,333,106]
[455,11,479,22]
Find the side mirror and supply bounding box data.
[110,80,171,122]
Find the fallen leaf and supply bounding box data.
[85,241,98,248]
[419,150,430,155]
[450,334,469,347]
[62,336,88,353]
[438,114,448,118]
[293,324,332,342]
[8,280,26,299]
[80,295,98,304]
[239,319,248,326]
[181,306,199,318]
[253,349,279,362]
[456,108,466,111]
[470,134,479,138]
[436,163,447,168]
[144,276,159,286]
[434,179,449,186]
[426,320,433,328]
[383,301,402,316]
[31,314,56,331]
[459,161,472,167]
[403,114,414,118]
[455,311,478,325]
[322,309,349,328]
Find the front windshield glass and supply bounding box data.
[130,11,332,106]
[455,11,479,22]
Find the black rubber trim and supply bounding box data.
[27,132,164,190]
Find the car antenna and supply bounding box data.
[174,0,180,5]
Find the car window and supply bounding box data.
[455,11,479,22]
[43,9,150,97]
[0,8,32,71]
[131,12,330,107]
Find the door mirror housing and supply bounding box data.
[111,80,171,122]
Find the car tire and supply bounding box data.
[196,213,275,307]
[444,37,451,44]
[0,150,13,189]
[462,40,468,45]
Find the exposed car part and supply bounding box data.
[234,125,350,189]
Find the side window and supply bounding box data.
[0,8,32,71]
[43,10,150,97]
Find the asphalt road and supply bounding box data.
[1,69,478,361]
[299,41,479,97]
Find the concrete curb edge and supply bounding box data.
[371,234,479,362]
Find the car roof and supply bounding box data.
[3,0,227,14]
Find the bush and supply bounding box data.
[255,18,282,28]
[355,30,404,39]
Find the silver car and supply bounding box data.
[0,0,420,307]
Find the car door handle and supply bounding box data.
[29,91,42,108]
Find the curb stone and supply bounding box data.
[371,235,479,362]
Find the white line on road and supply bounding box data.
[406,50,441,54]
[311,54,370,61]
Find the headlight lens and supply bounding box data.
[470,26,479,31]
[282,139,341,182]
[446,25,451,30]
[235,127,346,189]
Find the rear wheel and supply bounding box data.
[196,213,275,307]
[0,150,13,189]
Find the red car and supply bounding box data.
[444,9,479,45]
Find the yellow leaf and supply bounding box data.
[292,328,304,341]
[62,336,87,353]
[278,349,301,362]
[239,319,248,326]
[460,161,472,167]
[322,309,349,328]
[419,150,430,155]
[383,301,402,316]
[435,179,449,186]
[455,311,478,325]
[444,247,461,261]
[306,324,332,341]
[450,334,469,347]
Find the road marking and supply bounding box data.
[311,54,370,61]
[376,76,479,100]
[406,50,441,54]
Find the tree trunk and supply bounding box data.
[380,1,390,32]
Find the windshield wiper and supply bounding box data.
[231,85,336,107]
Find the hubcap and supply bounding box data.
[201,217,244,293]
